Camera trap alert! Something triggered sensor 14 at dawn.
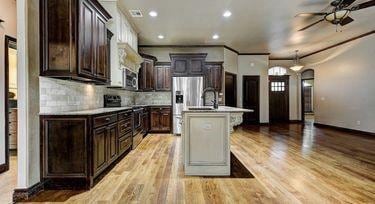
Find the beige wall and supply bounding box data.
[0,0,17,166]
[237,55,270,123]
[301,34,375,133]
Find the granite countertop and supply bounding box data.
[40,104,172,116]
[182,106,254,113]
[39,107,134,116]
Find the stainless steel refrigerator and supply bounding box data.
[173,76,204,135]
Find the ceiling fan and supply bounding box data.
[296,0,375,31]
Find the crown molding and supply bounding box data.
[138,30,375,60]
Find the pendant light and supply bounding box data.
[290,50,304,72]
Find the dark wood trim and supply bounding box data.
[224,71,237,107]
[139,53,158,62]
[13,181,44,202]
[2,36,17,174]
[155,61,171,66]
[301,30,375,59]
[314,123,375,137]
[238,53,270,56]
[223,45,239,54]
[269,57,294,61]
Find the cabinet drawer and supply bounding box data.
[119,136,132,154]
[118,119,132,136]
[118,110,133,121]
[93,114,117,128]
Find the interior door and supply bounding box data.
[304,86,313,113]
[269,76,289,122]
[242,76,260,124]
[225,72,237,107]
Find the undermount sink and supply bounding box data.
[188,107,214,110]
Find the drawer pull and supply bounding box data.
[105,118,111,121]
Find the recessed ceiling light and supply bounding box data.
[149,11,158,17]
[223,10,232,17]
[212,34,219,40]
[158,35,164,39]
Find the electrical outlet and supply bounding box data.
[356,121,361,125]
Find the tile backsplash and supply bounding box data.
[40,77,172,113]
[39,77,135,113]
[134,92,172,105]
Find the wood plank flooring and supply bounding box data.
[4,122,375,203]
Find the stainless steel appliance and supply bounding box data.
[124,68,138,90]
[173,77,204,135]
[132,107,144,149]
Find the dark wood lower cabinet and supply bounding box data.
[41,109,133,190]
[150,106,172,133]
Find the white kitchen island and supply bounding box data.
[182,106,253,176]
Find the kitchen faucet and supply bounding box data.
[201,88,219,109]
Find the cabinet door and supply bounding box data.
[160,109,171,132]
[95,14,108,81]
[150,109,161,131]
[144,59,155,90]
[79,0,95,77]
[190,58,205,75]
[107,123,118,164]
[171,57,189,76]
[206,64,223,91]
[155,66,171,91]
[93,126,107,176]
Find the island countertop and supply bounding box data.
[182,106,253,113]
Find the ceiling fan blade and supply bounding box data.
[340,16,354,25]
[339,0,357,8]
[295,12,327,17]
[351,0,375,11]
[298,19,325,31]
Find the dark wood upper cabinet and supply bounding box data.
[205,62,223,91]
[138,54,157,91]
[40,0,112,84]
[155,62,171,91]
[170,53,207,76]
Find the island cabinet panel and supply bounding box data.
[150,107,172,133]
[40,0,112,84]
[41,109,133,190]
[205,62,223,91]
[170,53,207,76]
[155,64,171,91]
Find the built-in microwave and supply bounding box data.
[124,68,137,90]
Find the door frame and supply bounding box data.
[224,72,237,107]
[2,36,17,173]
[301,77,314,123]
[242,75,260,124]
[269,75,290,123]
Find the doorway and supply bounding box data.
[301,69,315,123]
[269,75,289,122]
[242,76,260,124]
[225,72,237,107]
[2,36,17,174]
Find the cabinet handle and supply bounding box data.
[105,118,111,121]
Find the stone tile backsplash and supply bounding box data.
[39,77,134,113]
[40,77,172,113]
[134,92,172,105]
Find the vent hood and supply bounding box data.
[118,42,143,72]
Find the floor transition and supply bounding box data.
[1,122,374,203]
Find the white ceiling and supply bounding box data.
[119,0,375,58]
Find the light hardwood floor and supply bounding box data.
[3,122,375,203]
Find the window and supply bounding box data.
[271,81,285,92]
[268,67,287,76]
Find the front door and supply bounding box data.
[269,76,289,122]
[242,76,260,124]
